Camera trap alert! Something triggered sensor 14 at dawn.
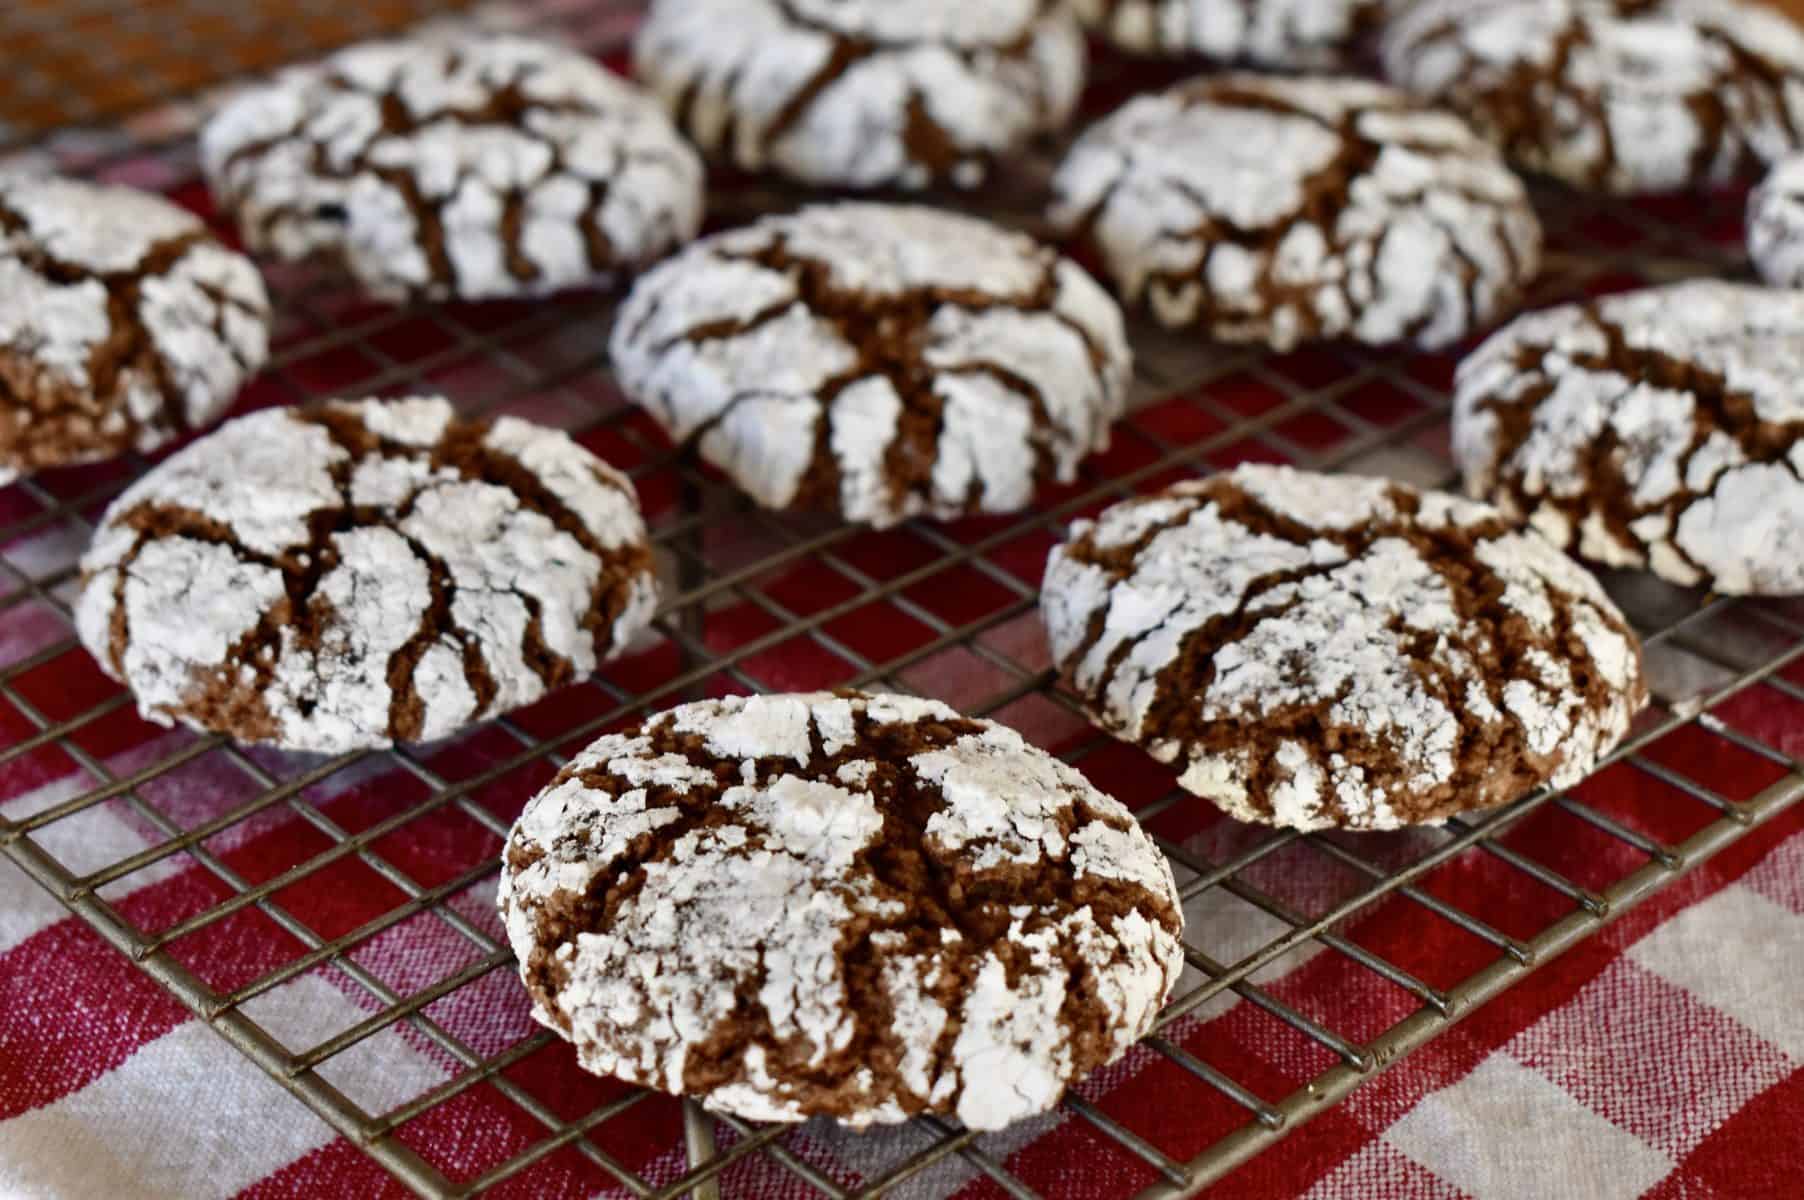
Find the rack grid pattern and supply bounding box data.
[4,3,1804,1197]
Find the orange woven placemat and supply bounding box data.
[0,0,472,137]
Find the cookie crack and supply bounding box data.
[221,71,649,293]
[295,406,654,661]
[512,694,1179,1117]
[1085,0,1386,63]
[697,232,1095,514]
[1126,85,1523,343]
[98,404,649,745]
[675,0,1061,178]
[935,359,1061,495]
[377,528,501,739]
[1,203,227,465]
[1693,16,1802,152]
[769,0,1044,54]
[1060,479,1631,824]
[1480,308,1804,578]
[1400,11,1613,187]
[1056,501,1216,677]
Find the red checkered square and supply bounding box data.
[1130,396,1227,447]
[1274,411,1354,453]
[1200,372,1286,417]
[1299,1139,1468,1200]
[1666,1067,1804,1199]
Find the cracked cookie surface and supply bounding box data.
[1382,0,1804,195]
[0,176,270,484]
[633,0,1085,190]
[75,396,659,754]
[1041,465,1646,830]
[1455,280,1804,595]
[1047,74,1541,351]
[1073,0,1390,69]
[201,35,704,301]
[498,690,1184,1130]
[1750,154,1804,287]
[609,203,1133,527]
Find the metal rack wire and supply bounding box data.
[3,3,1804,1197]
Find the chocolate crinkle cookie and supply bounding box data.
[1455,280,1804,595]
[1048,74,1542,351]
[0,175,269,484]
[201,35,704,301]
[609,203,1133,527]
[498,691,1184,1131]
[75,397,660,754]
[632,0,1085,189]
[1382,0,1804,195]
[1042,466,1646,831]
[1750,154,1804,288]
[1073,0,1391,70]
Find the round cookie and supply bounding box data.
[1048,74,1542,351]
[1454,280,1804,595]
[498,690,1184,1131]
[0,176,269,484]
[201,35,704,302]
[609,203,1133,527]
[1073,0,1389,69]
[1382,0,1804,195]
[1750,154,1804,288]
[75,397,660,754]
[633,0,1085,190]
[1041,465,1646,831]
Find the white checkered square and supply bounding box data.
[1629,884,1804,1061]
[1739,833,1804,918]
[1385,1055,1672,1200]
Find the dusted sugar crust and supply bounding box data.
[1041,466,1646,831]
[609,203,1133,528]
[1048,74,1542,351]
[0,176,269,483]
[1750,154,1804,287]
[1073,0,1389,69]
[201,35,704,301]
[1455,281,1804,596]
[75,397,659,754]
[498,691,1184,1131]
[1382,0,1804,195]
[632,0,1085,189]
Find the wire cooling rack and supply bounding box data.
[4,2,1804,1197]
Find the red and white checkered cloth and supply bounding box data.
[1,565,1802,1199]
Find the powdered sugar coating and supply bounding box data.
[1041,465,1645,830]
[1455,280,1804,595]
[1048,74,1542,351]
[1750,154,1804,287]
[0,176,269,482]
[499,691,1183,1130]
[610,203,1133,527]
[633,0,1085,190]
[201,35,704,301]
[1383,0,1804,195]
[1073,0,1389,68]
[75,396,659,753]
